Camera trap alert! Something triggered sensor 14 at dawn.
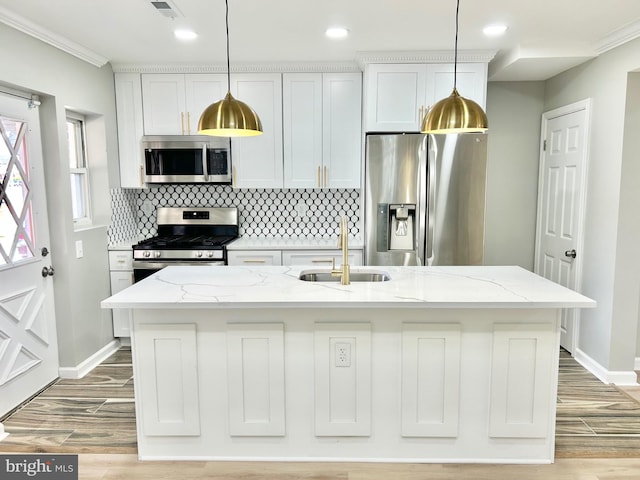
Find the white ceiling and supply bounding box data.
[1,0,640,81]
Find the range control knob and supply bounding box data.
[196,251,203,258]
[207,251,215,258]
[143,251,151,258]
[154,251,161,258]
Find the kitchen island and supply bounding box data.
[101,265,595,464]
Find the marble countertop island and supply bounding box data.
[101,264,595,464]
[101,265,595,310]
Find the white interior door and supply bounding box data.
[0,93,59,418]
[535,100,590,353]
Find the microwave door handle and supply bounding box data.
[202,144,208,181]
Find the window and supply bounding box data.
[66,113,91,225]
[0,113,35,266]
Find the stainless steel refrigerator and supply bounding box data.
[364,133,487,266]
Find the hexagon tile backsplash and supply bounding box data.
[108,186,361,245]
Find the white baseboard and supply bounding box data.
[635,357,640,371]
[58,339,122,379]
[0,422,8,442]
[574,348,639,386]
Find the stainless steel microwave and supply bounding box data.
[141,135,231,184]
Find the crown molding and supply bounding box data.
[0,6,108,68]
[355,50,497,69]
[595,19,640,55]
[111,61,362,74]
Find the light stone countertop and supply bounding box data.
[227,236,364,250]
[101,265,596,310]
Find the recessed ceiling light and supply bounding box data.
[483,24,508,37]
[174,29,198,41]
[325,27,349,39]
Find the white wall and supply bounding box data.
[0,24,119,368]
[545,39,640,373]
[484,82,545,270]
[618,73,640,367]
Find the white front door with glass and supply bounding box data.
[0,93,59,418]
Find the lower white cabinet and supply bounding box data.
[228,248,363,267]
[108,250,133,337]
[282,249,363,267]
[227,250,282,266]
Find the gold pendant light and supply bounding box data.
[198,0,263,137]
[421,0,488,134]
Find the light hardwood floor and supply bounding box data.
[2,348,640,478]
[77,455,640,479]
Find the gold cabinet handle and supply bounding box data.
[324,166,327,188]
[180,112,185,135]
[317,166,321,188]
[187,112,191,135]
[243,259,266,264]
[311,259,334,264]
[232,165,237,188]
[139,165,144,186]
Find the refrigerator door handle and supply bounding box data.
[416,136,428,266]
[426,145,436,265]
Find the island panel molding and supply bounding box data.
[227,323,286,436]
[401,323,461,437]
[314,322,372,437]
[489,321,558,439]
[135,323,200,437]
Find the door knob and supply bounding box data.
[41,266,55,277]
[41,247,49,257]
[564,249,577,259]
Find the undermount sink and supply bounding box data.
[298,269,391,283]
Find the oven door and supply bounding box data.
[133,260,225,283]
[143,146,208,184]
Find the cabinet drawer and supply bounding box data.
[108,250,134,271]
[227,250,283,266]
[282,249,363,266]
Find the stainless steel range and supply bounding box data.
[132,206,239,282]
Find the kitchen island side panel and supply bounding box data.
[129,307,559,463]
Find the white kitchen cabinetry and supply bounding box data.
[108,250,134,337]
[230,74,283,189]
[227,250,283,266]
[283,73,362,189]
[365,63,487,132]
[114,73,145,188]
[141,74,226,135]
[282,249,363,267]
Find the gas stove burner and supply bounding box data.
[136,234,238,250]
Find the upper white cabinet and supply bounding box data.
[230,74,284,189]
[114,73,145,188]
[283,72,362,189]
[364,63,487,132]
[141,74,226,135]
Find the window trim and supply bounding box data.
[66,111,92,227]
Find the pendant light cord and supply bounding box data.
[224,0,231,91]
[453,0,459,90]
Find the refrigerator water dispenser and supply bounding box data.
[376,203,416,252]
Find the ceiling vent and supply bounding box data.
[150,1,183,19]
